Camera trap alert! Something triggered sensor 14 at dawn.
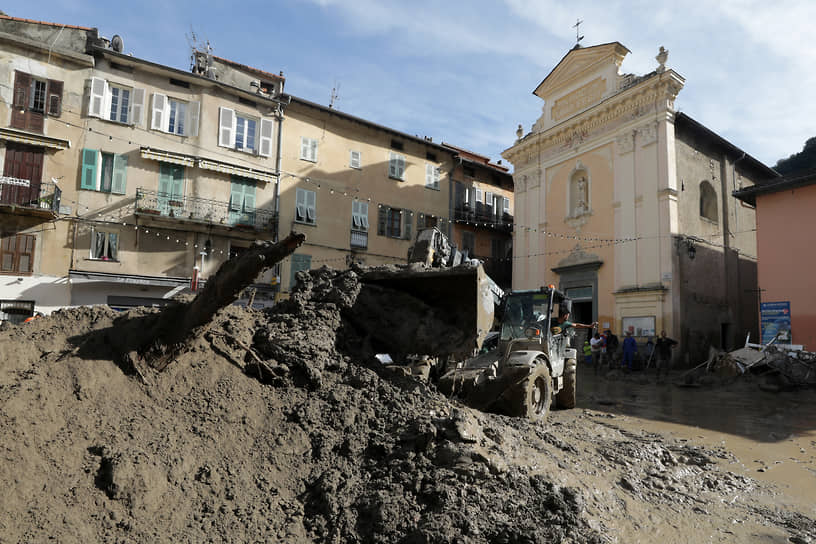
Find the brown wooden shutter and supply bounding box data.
[18,234,35,274]
[11,71,30,130]
[47,79,63,117]
[0,234,36,275]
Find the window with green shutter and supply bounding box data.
[229,176,257,226]
[80,149,127,193]
[80,148,98,190]
[290,253,311,290]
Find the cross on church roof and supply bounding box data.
[573,18,584,46]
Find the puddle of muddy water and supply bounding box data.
[578,366,816,443]
[577,366,816,516]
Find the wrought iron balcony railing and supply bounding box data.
[135,187,278,236]
[453,204,513,228]
[350,229,368,249]
[0,177,61,213]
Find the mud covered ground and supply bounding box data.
[1,266,814,543]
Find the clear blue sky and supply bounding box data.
[12,1,814,168]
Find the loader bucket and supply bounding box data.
[350,264,495,359]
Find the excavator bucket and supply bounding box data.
[349,264,497,360]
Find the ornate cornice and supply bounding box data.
[504,70,684,166]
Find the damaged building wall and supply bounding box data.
[673,118,767,361]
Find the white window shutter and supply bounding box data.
[310,139,318,162]
[259,118,274,157]
[361,203,369,229]
[434,167,440,188]
[389,153,397,178]
[131,88,145,126]
[187,101,200,137]
[306,190,316,222]
[296,189,306,220]
[218,107,234,148]
[425,164,433,186]
[151,93,167,131]
[88,77,107,118]
[300,137,309,160]
[350,150,361,169]
[475,188,483,203]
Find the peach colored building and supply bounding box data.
[734,170,816,350]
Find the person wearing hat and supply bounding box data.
[622,330,638,371]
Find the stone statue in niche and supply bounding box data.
[570,173,588,217]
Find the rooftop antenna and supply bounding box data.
[329,81,340,109]
[187,27,214,78]
[573,18,584,46]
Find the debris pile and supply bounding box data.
[706,343,816,388]
[0,267,601,543]
[1,263,814,542]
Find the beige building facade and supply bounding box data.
[276,98,456,292]
[0,16,286,317]
[0,14,481,319]
[503,43,777,363]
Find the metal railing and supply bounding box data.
[0,177,61,213]
[135,187,278,236]
[350,229,368,249]
[453,205,513,227]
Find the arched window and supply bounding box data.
[569,168,589,217]
[699,181,718,222]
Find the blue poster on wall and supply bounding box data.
[760,301,791,344]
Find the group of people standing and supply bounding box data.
[583,329,678,377]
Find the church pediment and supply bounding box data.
[552,245,603,274]
[533,42,630,101]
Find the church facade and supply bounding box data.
[502,42,777,364]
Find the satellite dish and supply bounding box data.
[111,35,124,53]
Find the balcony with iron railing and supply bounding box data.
[350,229,368,249]
[135,187,278,237]
[453,203,513,230]
[0,177,61,217]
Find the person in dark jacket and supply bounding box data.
[655,330,678,379]
[622,331,637,371]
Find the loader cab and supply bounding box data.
[499,287,572,354]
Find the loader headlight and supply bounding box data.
[524,326,541,338]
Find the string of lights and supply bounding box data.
[1,89,759,268]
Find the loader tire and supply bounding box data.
[556,358,577,409]
[501,363,552,420]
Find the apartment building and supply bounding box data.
[0,17,89,321]
[0,16,286,318]
[0,14,474,319]
[445,143,514,289]
[277,97,455,291]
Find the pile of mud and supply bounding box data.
[1,266,814,543]
[0,268,599,543]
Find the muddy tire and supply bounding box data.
[556,358,577,409]
[500,363,552,420]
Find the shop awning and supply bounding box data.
[197,157,276,183]
[0,127,70,150]
[140,147,196,167]
[69,269,191,288]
